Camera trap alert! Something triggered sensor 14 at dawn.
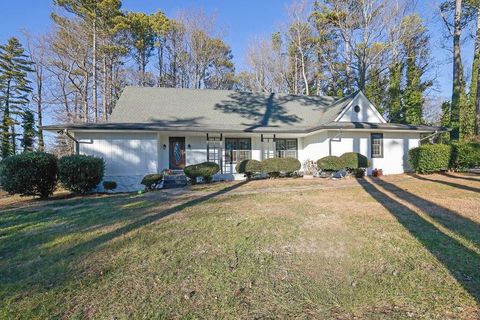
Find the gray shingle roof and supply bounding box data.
[107,86,350,131]
[43,87,447,133]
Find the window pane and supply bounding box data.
[286,139,297,150]
[371,134,383,158]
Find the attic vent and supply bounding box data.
[353,105,360,113]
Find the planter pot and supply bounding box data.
[303,175,314,179]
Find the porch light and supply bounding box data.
[162,144,166,150]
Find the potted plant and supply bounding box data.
[302,159,318,179]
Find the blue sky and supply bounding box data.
[0,0,464,102]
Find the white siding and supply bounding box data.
[186,136,208,165]
[337,94,385,123]
[75,132,158,191]
[299,131,420,175]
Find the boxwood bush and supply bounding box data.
[408,144,452,173]
[260,157,301,178]
[184,162,220,184]
[450,142,480,170]
[58,155,105,194]
[340,152,369,169]
[0,152,58,199]
[281,157,302,173]
[236,159,263,178]
[141,174,163,191]
[317,156,344,171]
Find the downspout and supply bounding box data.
[58,129,80,155]
[329,129,343,156]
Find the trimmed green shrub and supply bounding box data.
[103,181,117,192]
[0,152,58,199]
[141,174,163,191]
[281,157,301,173]
[340,152,369,169]
[58,155,105,194]
[408,144,452,174]
[261,158,282,177]
[184,162,220,184]
[451,142,480,170]
[317,156,344,171]
[260,157,301,178]
[236,159,263,178]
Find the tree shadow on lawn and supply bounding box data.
[440,172,480,183]
[0,180,248,302]
[410,174,480,194]
[376,177,480,248]
[358,179,480,302]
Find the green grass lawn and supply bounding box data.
[1,173,479,319]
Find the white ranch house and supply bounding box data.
[45,87,446,191]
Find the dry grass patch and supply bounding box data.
[0,173,479,319]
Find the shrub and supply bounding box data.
[141,174,163,191]
[340,152,369,169]
[450,142,480,170]
[317,156,344,171]
[236,159,263,178]
[184,162,220,184]
[58,155,105,194]
[281,157,301,174]
[408,144,452,174]
[260,157,300,177]
[0,152,58,199]
[103,181,117,192]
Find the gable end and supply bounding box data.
[334,91,387,123]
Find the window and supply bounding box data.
[354,105,360,113]
[371,133,383,158]
[275,138,298,158]
[207,135,222,168]
[225,138,251,164]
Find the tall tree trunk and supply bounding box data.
[158,44,163,86]
[37,77,44,151]
[2,83,11,158]
[10,122,16,155]
[476,7,480,135]
[83,70,89,122]
[345,36,352,93]
[102,52,108,121]
[451,0,462,141]
[92,16,98,122]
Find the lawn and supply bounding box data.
[0,173,479,319]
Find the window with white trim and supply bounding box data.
[371,133,383,158]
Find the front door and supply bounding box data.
[169,137,186,169]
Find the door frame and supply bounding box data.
[169,137,186,170]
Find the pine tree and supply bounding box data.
[0,37,33,158]
[21,110,35,152]
[387,60,403,123]
[365,65,386,115]
[401,14,432,125]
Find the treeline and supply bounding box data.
[240,0,480,141]
[0,0,235,156]
[1,0,480,157]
